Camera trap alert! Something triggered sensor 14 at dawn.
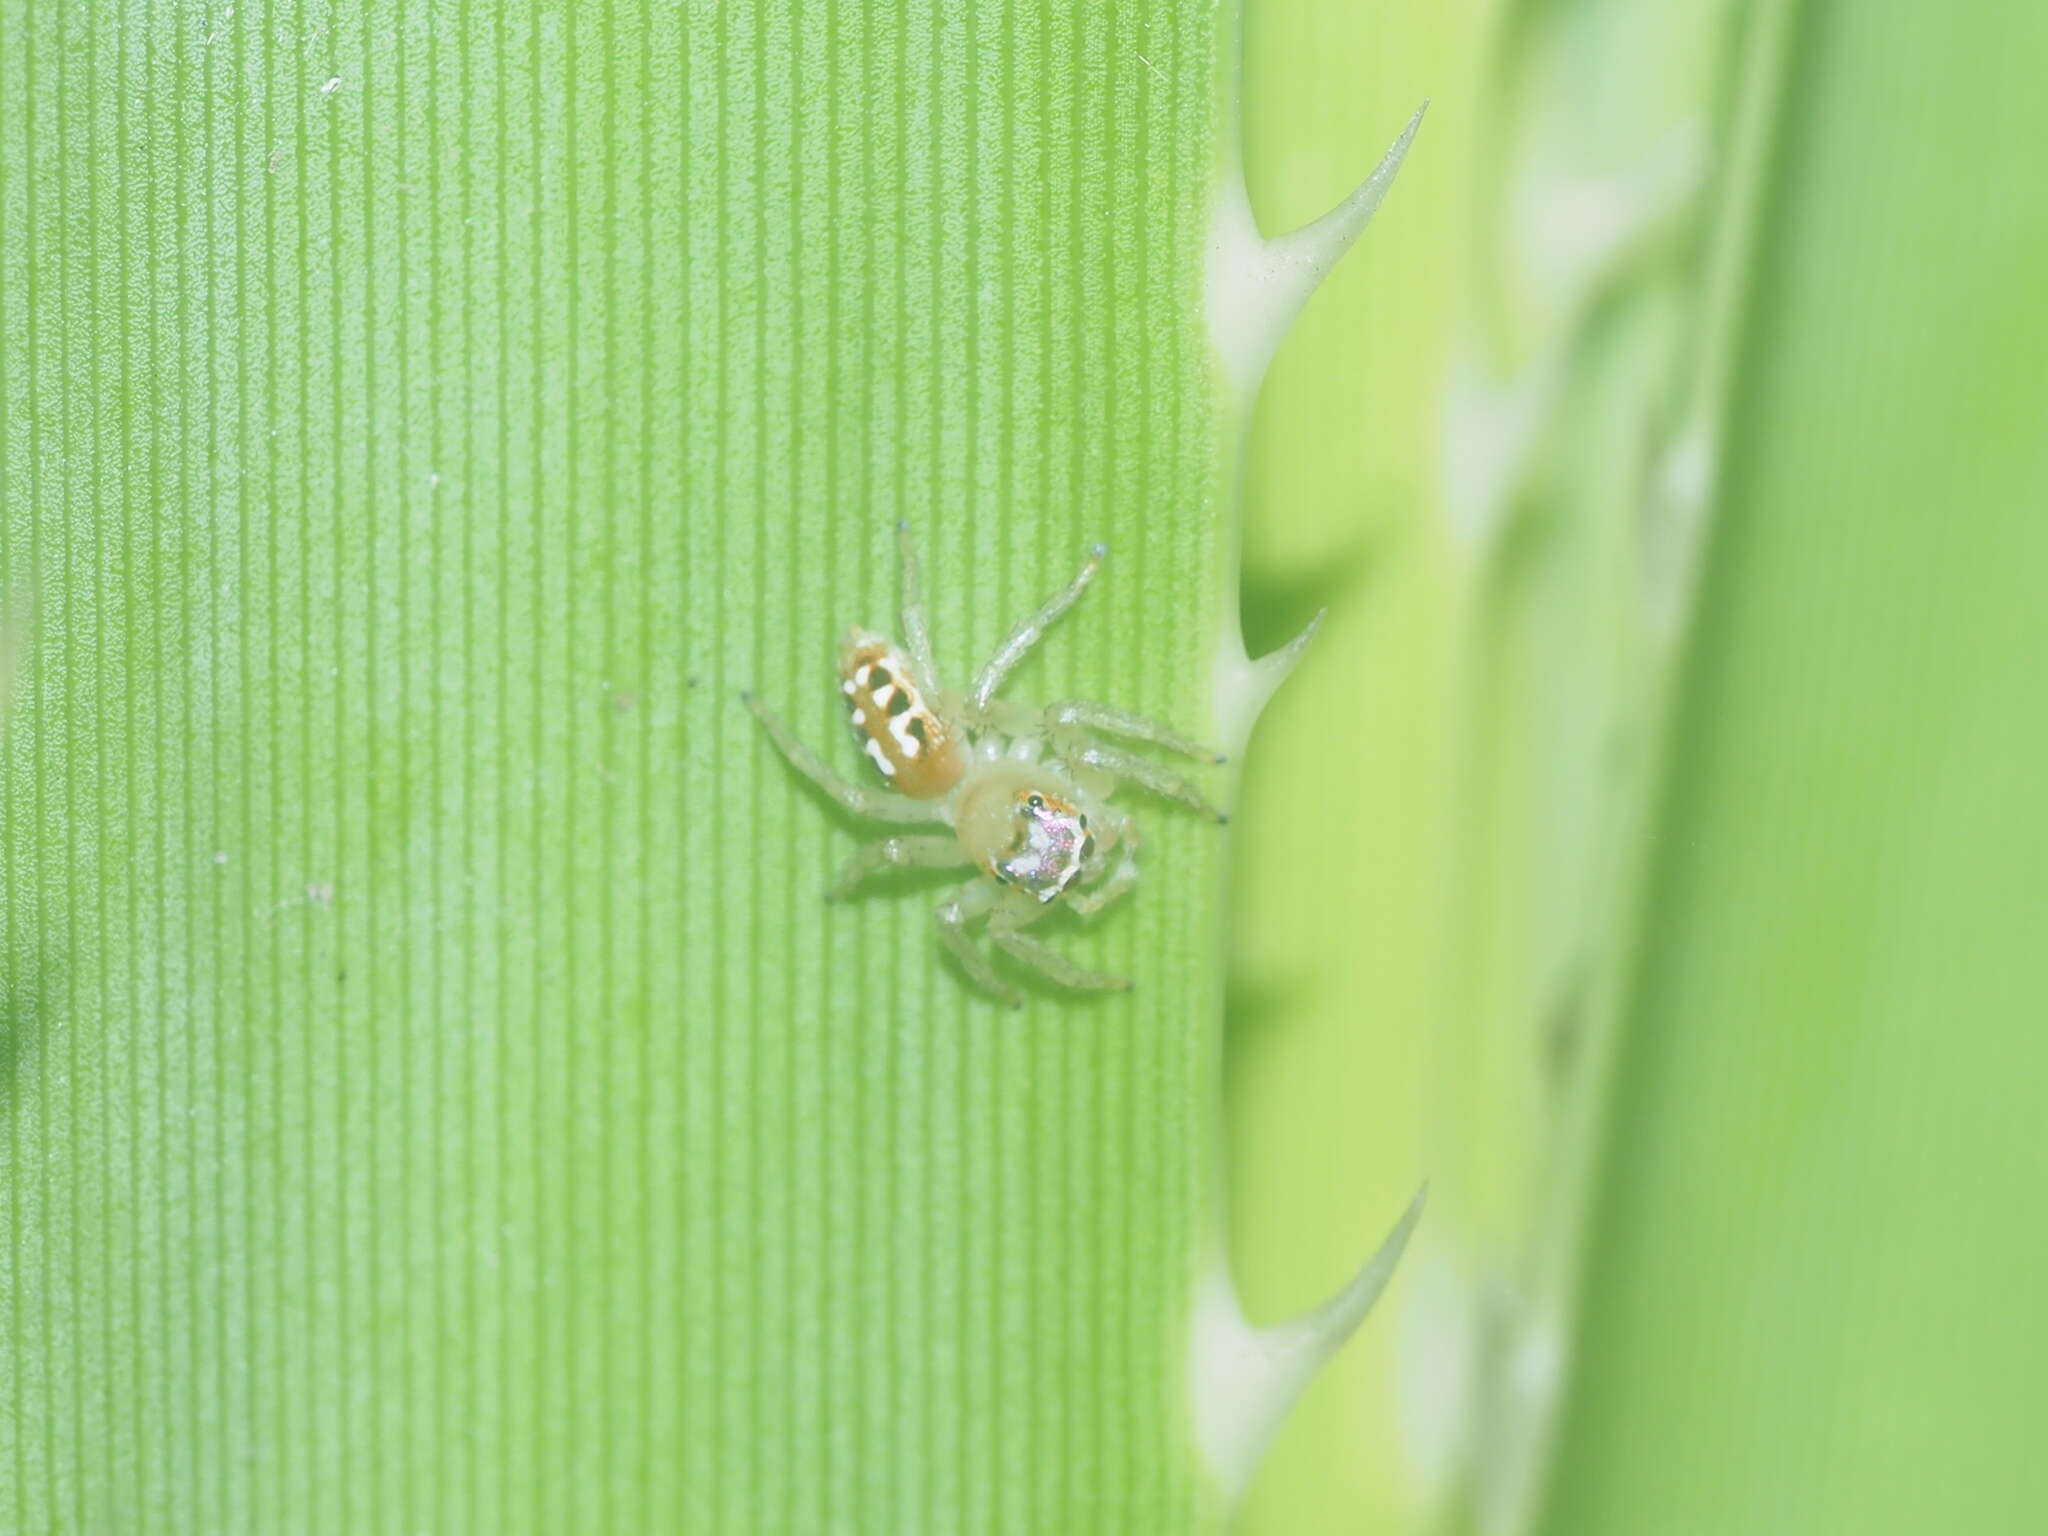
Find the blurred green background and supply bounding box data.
[1231,0,2048,1531]
[2,0,2045,1530]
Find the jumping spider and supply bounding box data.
[742,523,1226,1005]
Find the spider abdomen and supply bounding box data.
[838,630,966,798]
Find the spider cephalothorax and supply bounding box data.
[743,523,1225,1004]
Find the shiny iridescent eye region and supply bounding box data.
[994,792,1092,902]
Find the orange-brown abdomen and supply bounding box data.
[838,631,966,799]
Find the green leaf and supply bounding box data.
[1228,0,2048,1532]
[1540,1,2048,1529]
[0,3,1263,1528]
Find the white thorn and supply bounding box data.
[1395,1243,1480,1501]
[1212,607,1324,761]
[1446,122,1706,549]
[1207,103,1428,397]
[1442,343,1560,548]
[1641,419,1716,634]
[1192,1185,1427,1503]
[1272,101,1429,282]
[1513,120,1705,316]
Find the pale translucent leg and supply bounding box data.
[970,542,1107,710]
[988,899,1132,992]
[935,878,1017,1006]
[1069,740,1227,822]
[1065,851,1139,917]
[894,520,942,696]
[1046,699,1225,763]
[743,692,946,823]
[969,695,1222,774]
[831,834,969,899]
[958,695,1042,740]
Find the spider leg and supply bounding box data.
[1068,740,1227,822]
[895,520,942,697]
[1065,849,1139,917]
[988,900,1132,992]
[1046,700,1225,763]
[970,542,1106,710]
[830,834,969,900]
[935,879,1018,1006]
[956,694,1034,736]
[742,692,946,823]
